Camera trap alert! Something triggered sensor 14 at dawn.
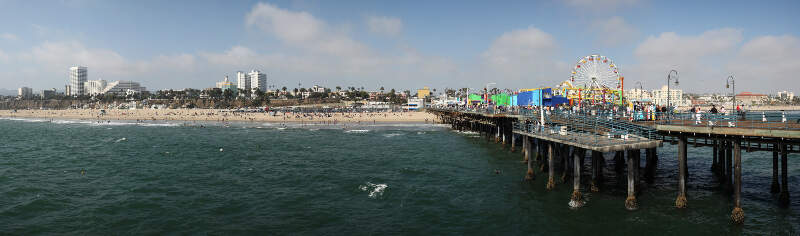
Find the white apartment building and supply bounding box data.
[652,85,689,107]
[777,91,794,100]
[626,88,652,101]
[84,80,108,96]
[101,81,147,95]
[18,87,33,98]
[69,66,88,96]
[248,70,267,93]
[311,85,326,93]
[236,71,249,93]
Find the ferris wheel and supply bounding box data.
[569,54,623,102]
[570,54,621,89]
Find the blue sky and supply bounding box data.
[1,0,798,93]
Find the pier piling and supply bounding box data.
[570,148,586,208]
[771,145,781,193]
[626,149,639,210]
[510,133,516,152]
[731,139,744,224]
[676,136,688,209]
[547,142,556,190]
[525,137,535,181]
[522,136,529,161]
[726,141,733,192]
[590,151,602,192]
[712,140,718,173]
[779,144,790,207]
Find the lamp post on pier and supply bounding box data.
[667,70,679,116]
[726,75,735,113]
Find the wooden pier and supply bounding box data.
[430,108,797,224]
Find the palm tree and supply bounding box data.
[336,86,342,91]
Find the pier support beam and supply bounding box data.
[676,136,688,209]
[570,148,586,208]
[495,125,500,144]
[712,140,718,173]
[510,133,516,152]
[614,151,624,173]
[645,148,658,183]
[562,145,571,184]
[718,141,726,178]
[522,136,528,161]
[731,139,744,224]
[546,142,556,190]
[525,136,535,181]
[726,141,733,192]
[779,144,790,207]
[626,149,639,210]
[590,151,602,192]
[771,145,781,193]
[634,149,641,189]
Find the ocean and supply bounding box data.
[0,117,798,234]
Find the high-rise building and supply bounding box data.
[69,66,88,96]
[248,70,267,93]
[236,71,249,94]
[18,87,33,98]
[84,80,108,96]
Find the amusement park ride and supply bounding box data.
[555,54,625,106]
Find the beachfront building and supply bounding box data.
[248,70,267,94]
[417,87,431,99]
[84,80,108,96]
[40,88,56,99]
[736,92,768,105]
[216,76,238,95]
[777,91,794,101]
[652,85,689,107]
[17,87,33,99]
[626,88,652,102]
[101,81,147,95]
[311,85,326,93]
[406,98,424,110]
[69,66,87,96]
[236,71,249,95]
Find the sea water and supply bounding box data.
[0,118,798,234]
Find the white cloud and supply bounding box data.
[366,16,403,37]
[239,2,458,89]
[481,26,567,87]
[727,35,800,93]
[0,33,18,40]
[245,3,324,43]
[0,49,8,62]
[590,16,638,47]
[245,2,373,64]
[15,41,196,88]
[626,28,742,92]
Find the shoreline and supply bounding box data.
[0,109,440,124]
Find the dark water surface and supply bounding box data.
[0,118,798,235]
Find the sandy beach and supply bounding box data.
[0,109,439,124]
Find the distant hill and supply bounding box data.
[0,88,16,96]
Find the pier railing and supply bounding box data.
[635,111,800,131]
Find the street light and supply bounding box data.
[667,70,679,110]
[726,75,735,112]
